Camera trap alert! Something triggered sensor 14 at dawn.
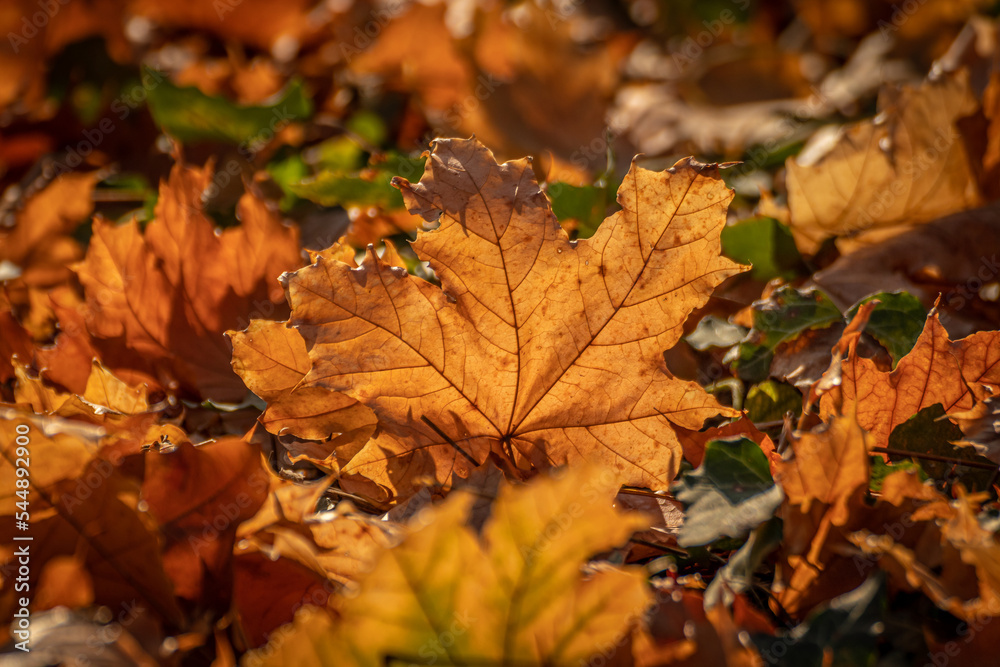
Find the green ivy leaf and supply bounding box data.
[721,216,804,281]
[673,437,783,547]
[847,292,927,368]
[745,380,801,423]
[704,517,782,609]
[727,286,842,382]
[888,403,995,490]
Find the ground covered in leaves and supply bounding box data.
[4,0,1000,665]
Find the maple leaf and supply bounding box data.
[228,319,376,452]
[141,431,269,610]
[773,412,871,614]
[71,159,303,401]
[786,71,981,254]
[0,171,96,291]
[0,419,183,626]
[279,137,744,499]
[820,309,1000,447]
[633,587,768,666]
[233,470,396,646]
[244,465,652,666]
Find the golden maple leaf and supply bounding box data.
[228,320,377,454]
[244,465,651,667]
[786,71,981,254]
[278,138,745,500]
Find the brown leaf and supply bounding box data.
[850,488,1000,621]
[0,293,32,383]
[633,587,766,667]
[73,159,302,401]
[774,412,871,614]
[808,204,1000,338]
[228,319,376,444]
[674,416,777,468]
[235,468,392,589]
[820,310,1000,447]
[141,435,269,609]
[786,71,982,255]
[0,172,97,290]
[0,440,182,625]
[280,138,744,500]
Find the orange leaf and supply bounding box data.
[279,138,745,500]
[228,319,376,444]
[821,310,1000,447]
[73,159,302,401]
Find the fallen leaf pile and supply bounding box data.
[5,2,1000,665]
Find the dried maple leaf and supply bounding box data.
[786,71,982,255]
[820,309,1000,447]
[0,172,97,291]
[233,470,394,645]
[773,412,871,614]
[0,419,183,626]
[850,488,1000,622]
[228,319,376,448]
[72,159,303,401]
[633,588,766,667]
[245,465,652,667]
[279,138,744,500]
[141,432,269,611]
[0,293,33,383]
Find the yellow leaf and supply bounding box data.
[244,466,652,667]
[786,71,981,254]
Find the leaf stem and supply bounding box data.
[870,446,999,470]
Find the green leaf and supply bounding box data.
[888,403,995,490]
[847,292,927,368]
[673,437,783,547]
[291,154,426,210]
[728,286,842,382]
[146,70,312,145]
[345,109,388,147]
[547,182,616,238]
[752,574,886,667]
[721,216,804,281]
[745,380,801,423]
[546,138,622,239]
[266,153,309,212]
